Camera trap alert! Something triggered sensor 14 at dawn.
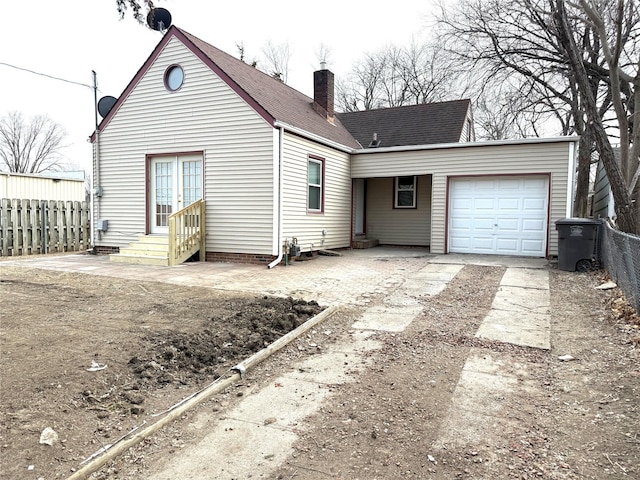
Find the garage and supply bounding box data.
[448,175,549,257]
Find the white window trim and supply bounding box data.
[394,175,417,208]
[307,158,324,213]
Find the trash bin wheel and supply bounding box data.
[576,259,592,272]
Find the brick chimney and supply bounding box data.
[313,63,334,122]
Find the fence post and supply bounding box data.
[11,199,21,256]
[1,198,8,256]
[30,200,40,254]
[21,199,30,255]
[81,201,89,250]
[42,200,48,254]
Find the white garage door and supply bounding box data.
[449,176,549,257]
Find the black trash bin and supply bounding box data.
[555,218,601,271]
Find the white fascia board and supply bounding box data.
[352,136,580,155]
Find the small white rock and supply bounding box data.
[39,427,58,446]
[558,354,576,362]
[595,281,617,290]
[428,454,436,463]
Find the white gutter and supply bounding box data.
[273,121,356,153]
[352,135,581,155]
[268,126,285,269]
[91,70,99,247]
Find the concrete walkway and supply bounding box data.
[1,248,552,478]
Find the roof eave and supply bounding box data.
[274,121,358,153]
[351,136,580,155]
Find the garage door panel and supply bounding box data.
[497,218,519,231]
[523,198,545,210]
[497,197,521,211]
[472,237,496,251]
[522,239,545,254]
[497,178,520,190]
[523,178,547,190]
[496,238,519,254]
[451,198,473,210]
[450,235,472,249]
[522,218,545,231]
[474,217,496,230]
[474,198,495,210]
[449,176,548,257]
[477,180,498,190]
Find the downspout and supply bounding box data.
[92,70,100,246]
[268,126,284,269]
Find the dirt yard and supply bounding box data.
[0,266,323,480]
[0,260,639,480]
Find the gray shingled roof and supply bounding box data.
[177,28,361,150]
[336,100,471,148]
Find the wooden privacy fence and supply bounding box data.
[0,198,90,256]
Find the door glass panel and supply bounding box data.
[182,160,202,206]
[155,161,173,227]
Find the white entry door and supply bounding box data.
[150,154,202,234]
[448,176,549,257]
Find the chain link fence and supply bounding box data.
[599,220,640,313]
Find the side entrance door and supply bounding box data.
[149,153,203,234]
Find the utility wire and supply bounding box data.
[0,61,95,90]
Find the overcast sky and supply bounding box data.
[1,0,444,174]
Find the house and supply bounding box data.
[91,26,577,266]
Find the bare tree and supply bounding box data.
[552,0,639,234]
[336,41,456,112]
[262,40,292,83]
[0,112,68,174]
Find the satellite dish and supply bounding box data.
[147,8,172,31]
[97,96,117,118]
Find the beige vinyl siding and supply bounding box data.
[351,140,575,256]
[1,173,85,202]
[366,176,431,246]
[281,132,351,252]
[95,38,274,254]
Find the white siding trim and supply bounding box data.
[272,128,281,256]
[566,140,576,217]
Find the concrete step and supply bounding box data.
[352,238,379,249]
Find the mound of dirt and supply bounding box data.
[127,296,322,386]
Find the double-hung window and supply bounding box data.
[394,176,417,208]
[308,156,324,213]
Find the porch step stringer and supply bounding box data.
[109,235,170,266]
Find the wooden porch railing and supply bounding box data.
[168,199,205,266]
